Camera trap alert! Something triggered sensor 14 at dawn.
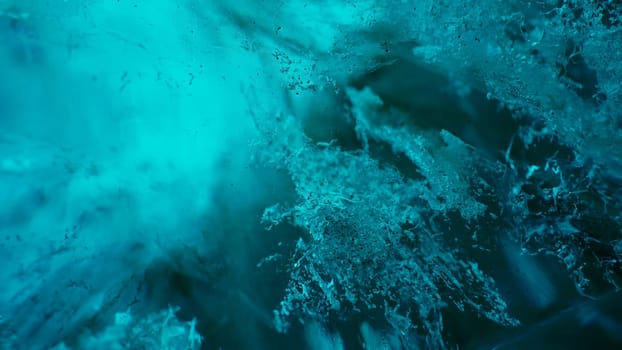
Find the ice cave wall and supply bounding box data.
[1,1,621,349]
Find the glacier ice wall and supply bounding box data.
[1,1,621,349]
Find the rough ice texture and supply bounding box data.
[1,1,621,349]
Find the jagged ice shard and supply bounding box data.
[1,1,621,349]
